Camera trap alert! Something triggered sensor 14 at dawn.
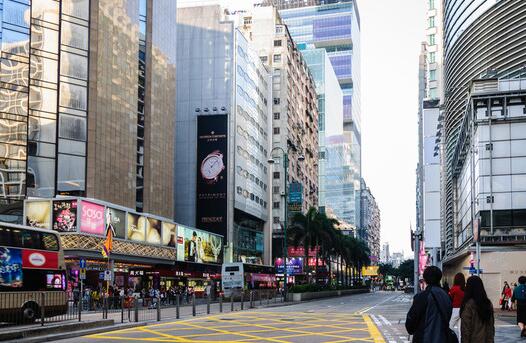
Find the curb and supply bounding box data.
[12,322,144,343]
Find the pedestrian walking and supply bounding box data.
[460,275,494,343]
[501,281,512,310]
[448,272,465,338]
[511,275,526,338]
[406,266,454,343]
[442,281,450,294]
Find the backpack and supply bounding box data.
[517,285,526,301]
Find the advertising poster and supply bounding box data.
[288,182,302,212]
[25,201,51,229]
[22,249,59,269]
[195,115,228,237]
[0,247,23,288]
[52,200,77,232]
[177,225,223,264]
[162,222,176,247]
[275,257,303,275]
[80,201,105,235]
[146,218,161,244]
[106,207,126,239]
[127,213,144,242]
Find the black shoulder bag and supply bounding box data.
[431,291,459,343]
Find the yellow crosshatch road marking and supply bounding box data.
[87,310,386,343]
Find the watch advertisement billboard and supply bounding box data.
[52,200,77,232]
[80,201,105,235]
[162,222,176,247]
[127,213,145,242]
[146,218,161,245]
[195,115,228,238]
[25,201,51,229]
[176,225,223,264]
[106,207,126,239]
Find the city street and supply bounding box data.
[50,291,519,343]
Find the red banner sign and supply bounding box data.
[22,250,59,269]
[288,246,319,257]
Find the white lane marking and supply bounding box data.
[357,306,373,314]
[379,315,392,326]
[370,314,383,327]
[361,294,401,313]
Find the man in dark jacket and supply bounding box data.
[406,266,453,343]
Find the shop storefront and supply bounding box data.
[24,197,224,295]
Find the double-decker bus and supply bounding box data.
[221,263,276,297]
[0,223,68,322]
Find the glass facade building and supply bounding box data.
[277,0,362,229]
[0,0,177,220]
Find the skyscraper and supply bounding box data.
[271,0,362,229]
[0,0,177,220]
[176,5,273,264]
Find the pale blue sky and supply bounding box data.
[178,0,427,255]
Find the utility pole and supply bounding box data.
[412,227,422,295]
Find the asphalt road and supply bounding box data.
[53,291,523,343]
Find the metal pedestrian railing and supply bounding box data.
[0,289,284,328]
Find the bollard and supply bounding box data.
[78,296,82,322]
[219,294,223,313]
[250,291,254,309]
[121,296,124,323]
[259,291,262,306]
[176,294,180,319]
[134,296,139,322]
[157,296,161,321]
[267,291,270,305]
[240,292,244,310]
[192,293,196,316]
[41,292,45,326]
[206,294,210,314]
[230,294,234,312]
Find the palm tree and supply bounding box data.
[288,207,324,281]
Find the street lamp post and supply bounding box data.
[268,147,304,302]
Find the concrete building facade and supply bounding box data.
[176,5,272,264]
[359,179,380,263]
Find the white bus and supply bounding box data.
[221,263,276,298]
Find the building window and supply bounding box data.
[273,186,280,193]
[244,17,252,25]
[429,69,436,81]
[273,127,280,134]
[428,34,435,46]
[429,0,435,9]
[273,112,280,120]
[429,87,438,98]
[273,54,281,63]
[273,98,280,105]
[429,51,436,63]
[273,201,280,209]
[260,56,268,63]
[273,172,280,179]
[275,25,283,34]
[428,16,435,28]
[273,217,280,224]
[274,39,282,47]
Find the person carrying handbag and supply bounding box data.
[406,266,455,343]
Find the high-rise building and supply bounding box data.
[233,6,319,260]
[359,179,380,263]
[440,0,526,304]
[176,5,272,264]
[0,0,177,220]
[380,242,390,264]
[271,0,362,230]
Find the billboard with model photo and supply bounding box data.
[106,207,126,239]
[176,225,223,264]
[195,115,228,238]
[25,201,51,229]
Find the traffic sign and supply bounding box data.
[463,266,483,274]
[79,258,86,269]
[104,270,112,281]
[80,268,86,280]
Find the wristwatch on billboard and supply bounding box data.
[200,150,225,184]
